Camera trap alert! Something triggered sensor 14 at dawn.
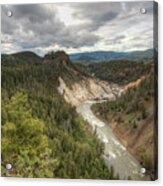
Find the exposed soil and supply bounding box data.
[109,111,154,168]
[123,76,145,90]
[105,77,155,178]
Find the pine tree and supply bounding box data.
[2,92,59,177]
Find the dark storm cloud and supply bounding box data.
[1,4,100,52]
[71,1,153,31]
[78,11,118,32]
[72,2,120,31]
[1,4,65,43]
[10,4,54,23]
[1,4,64,32]
[1,1,154,54]
[1,7,18,34]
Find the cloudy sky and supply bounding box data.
[1,1,154,56]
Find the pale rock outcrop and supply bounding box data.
[58,77,123,106]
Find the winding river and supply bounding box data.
[77,100,149,180]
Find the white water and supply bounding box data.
[77,100,149,180]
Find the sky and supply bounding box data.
[1,1,154,56]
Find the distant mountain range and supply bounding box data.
[69,49,154,62]
[2,48,154,65]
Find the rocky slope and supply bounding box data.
[57,77,124,106]
[47,51,124,106]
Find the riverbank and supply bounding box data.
[92,74,155,180]
[76,100,150,180]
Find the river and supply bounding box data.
[76,100,150,180]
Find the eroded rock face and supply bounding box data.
[58,77,123,106]
[43,51,70,65]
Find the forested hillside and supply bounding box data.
[2,51,42,65]
[92,65,157,180]
[75,60,152,85]
[1,51,118,179]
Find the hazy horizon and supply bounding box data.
[1,48,153,57]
